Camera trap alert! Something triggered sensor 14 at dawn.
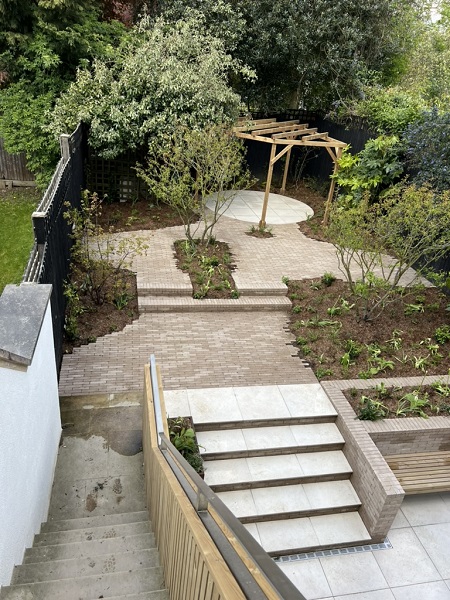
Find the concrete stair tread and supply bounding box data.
[12,549,160,584]
[204,451,353,490]
[41,511,149,533]
[199,423,344,459]
[0,567,165,600]
[244,512,371,556]
[24,533,155,564]
[216,480,362,521]
[97,593,168,600]
[138,295,291,312]
[34,521,151,547]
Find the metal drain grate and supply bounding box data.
[273,539,392,563]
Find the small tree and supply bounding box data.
[329,184,450,320]
[136,124,253,243]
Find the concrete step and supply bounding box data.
[138,295,291,313]
[24,533,155,564]
[0,567,165,600]
[41,511,149,533]
[204,450,353,492]
[245,512,371,556]
[33,521,151,547]
[12,548,160,584]
[198,423,344,460]
[216,480,362,523]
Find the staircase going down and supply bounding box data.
[0,399,168,600]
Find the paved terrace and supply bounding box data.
[58,192,450,599]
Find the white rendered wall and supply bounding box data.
[0,303,61,585]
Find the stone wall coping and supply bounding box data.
[0,284,52,366]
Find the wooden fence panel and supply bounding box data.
[0,138,34,182]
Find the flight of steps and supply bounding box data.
[0,511,168,600]
[196,386,371,557]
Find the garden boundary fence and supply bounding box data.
[23,123,86,367]
[0,137,35,187]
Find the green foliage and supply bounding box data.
[0,0,126,187]
[168,417,204,474]
[329,184,450,321]
[0,188,38,293]
[396,391,430,418]
[334,136,403,207]
[435,325,450,345]
[64,190,147,306]
[137,124,252,244]
[50,15,253,158]
[321,272,336,287]
[405,108,450,191]
[357,396,388,421]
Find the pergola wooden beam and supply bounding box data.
[233,118,347,227]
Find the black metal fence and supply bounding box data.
[23,124,86,368]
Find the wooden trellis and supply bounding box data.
[233,118,347,227]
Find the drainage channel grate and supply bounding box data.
[273,539,392,563]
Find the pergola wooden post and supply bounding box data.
[233,118,347,228]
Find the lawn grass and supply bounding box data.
[0,187,39,294]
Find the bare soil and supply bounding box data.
[98,198,194,231]
[287,277,450,381]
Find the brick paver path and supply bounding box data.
[59,213,421,396]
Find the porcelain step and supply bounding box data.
[198,423,344,460]
[0,567,165,600]
[186,383,337,429]
[12,548,160,584]
[217,480,361,523]
[138,295,291,313]
[41,511,149,533]
[24,533,155,564]
[34,521,151,547]
[194,414,336,431]
[245,512,371,556]
[204,450,353,492]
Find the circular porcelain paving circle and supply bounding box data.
[206,190,314,225]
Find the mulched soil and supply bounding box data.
[63,268,139,354]
[97,198,194,232]
[344,385,450,419]
[287,277,450,381]
[173,239,238,299]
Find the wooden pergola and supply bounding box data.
[233,118,348,227]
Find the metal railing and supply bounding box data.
[145,354,306,600]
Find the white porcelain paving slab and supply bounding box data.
[278,560,333,600]
[410,523,450,579]
[206,190,314,225]
[247,454,305,481]
[255,517,320,553]
[241,426,297,450]
[296,450,352,476]
[215,489,257,517]
[196,428,247,455]
[186,387,243,423]
[203,457,252,487]
[163,389,190,418]
[373,528,441,587]
[302,481,361,509]
[289,423,344,446]
[243,523,261,545]
[335,591,395,600]
[233,385,291,420]
[249,484,311,515]
[391,580,450,600]
[400,493,450,526]
[319,552,389,597]
[278,384,337,418]
[310,513,370,547]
